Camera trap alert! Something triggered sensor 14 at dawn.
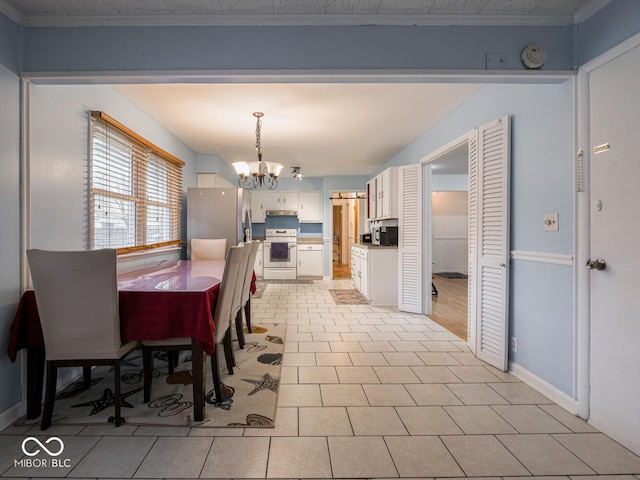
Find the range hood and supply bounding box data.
[267,209,298,217]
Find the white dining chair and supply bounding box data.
[26,249,138,430]
[141,244,245,404]
[228,242,251,350]
[235,240,261,346]
[191,238,227,261]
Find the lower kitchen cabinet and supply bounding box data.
[351,245,397,305]
[254,242,264,277]
[297,243,323,277]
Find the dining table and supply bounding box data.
[7,259,231,422]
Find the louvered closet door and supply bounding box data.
[475,116,510,370]
[398,164,423,313]
[467,133,479,353]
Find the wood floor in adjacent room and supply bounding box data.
[430,274,468,340]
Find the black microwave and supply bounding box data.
[372,226,398,246]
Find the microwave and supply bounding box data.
[372,226,398,246]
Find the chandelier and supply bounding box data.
[233,112,283,190]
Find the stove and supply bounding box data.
[263,229,298,280]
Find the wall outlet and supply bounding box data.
[511,336,518,352]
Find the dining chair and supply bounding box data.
[26,249,138,430]
[191,238,227,261]
[235,240,261,345]
[229,242,251,350]
[141,244,245,405]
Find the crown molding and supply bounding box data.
[573,0,612,24]
[0,0,23,25]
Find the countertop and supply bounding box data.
[297,237,323,244]
[352,243,398,250]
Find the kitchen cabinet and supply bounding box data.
[298,191,323,223]
[254,242,264,276]
[265,191,298,210]
[367,167,398,220]
[251,191,266,223]
[297,243,323,277]
[351,245,397,305]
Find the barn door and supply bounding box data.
[398,164,423,313]
[474,116,511,370]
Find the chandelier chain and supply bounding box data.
[255,115,262,154]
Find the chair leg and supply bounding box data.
[235,309,246,349]
[82,365,92,389]
[210,348,224,403]
[223,330,235,375]
[41,361,58,430]
[113,361,122,427]
[142,347,154,403]
[245,299,252,333]
[167,351,178,374]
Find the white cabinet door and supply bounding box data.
[367,179,377,220]
[281,192,298,210]
[351,246,361,290]
[251,191,266,223]
[298,191,322,223]
[254,243,264,276]
[298,244,323,277]
[266,191,298,210]
[360,248,369,299]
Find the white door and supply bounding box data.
[398,164,423,313]
[474,117,510,371]
[467,133,479,354]
[588,44,640,454]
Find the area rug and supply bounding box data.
[330,289,368,305]
[16,324,286,428]
[435,272,468,279]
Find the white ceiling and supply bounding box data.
[1,0,608,179]
[114,83,482,177]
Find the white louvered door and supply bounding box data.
[398,164,423,313]
[475,116,510,370]
[467,133,479,354]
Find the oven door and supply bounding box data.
[264,242,297,268]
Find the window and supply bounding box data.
[90,111,183,253]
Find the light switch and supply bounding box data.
[544,213,559,232]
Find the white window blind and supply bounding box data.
[90,111,184,254]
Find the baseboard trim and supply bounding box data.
[511,250,574,266]
[0,400,26,432]
[509,362,579,415]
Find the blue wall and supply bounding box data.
[578,0,640,65]
[21,25,573,73]
[383,81,575,394]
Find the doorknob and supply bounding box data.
[586,258,607,271]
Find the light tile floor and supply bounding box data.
[2,279,640,479]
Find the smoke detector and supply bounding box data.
[521,44,547,70]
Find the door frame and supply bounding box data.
[575,30,640,422]
[420,130,475,335]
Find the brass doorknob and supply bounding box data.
[586,258,607,271]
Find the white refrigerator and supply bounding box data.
[187,187,252,259]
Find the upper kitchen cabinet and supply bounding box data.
[298,191,323,223]
[368,167,398,220]
[251,191,266,223]
[266,191,298,211]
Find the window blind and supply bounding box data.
[90,111,184,254]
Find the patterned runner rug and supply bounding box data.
[17,324,285,428]
[329,289,368,305]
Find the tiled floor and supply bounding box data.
[3,278,640,479]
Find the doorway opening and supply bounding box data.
[331,192,366,279]
[428,142,469,340]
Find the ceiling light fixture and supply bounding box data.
[292,166,303,180]
[233,112,283,190]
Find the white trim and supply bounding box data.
[0,400,25,432]
[434,235,467,241]
[509,362,579,415]
[12,13,579,28]
[580,31,640,73]
[510,250,574,266]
